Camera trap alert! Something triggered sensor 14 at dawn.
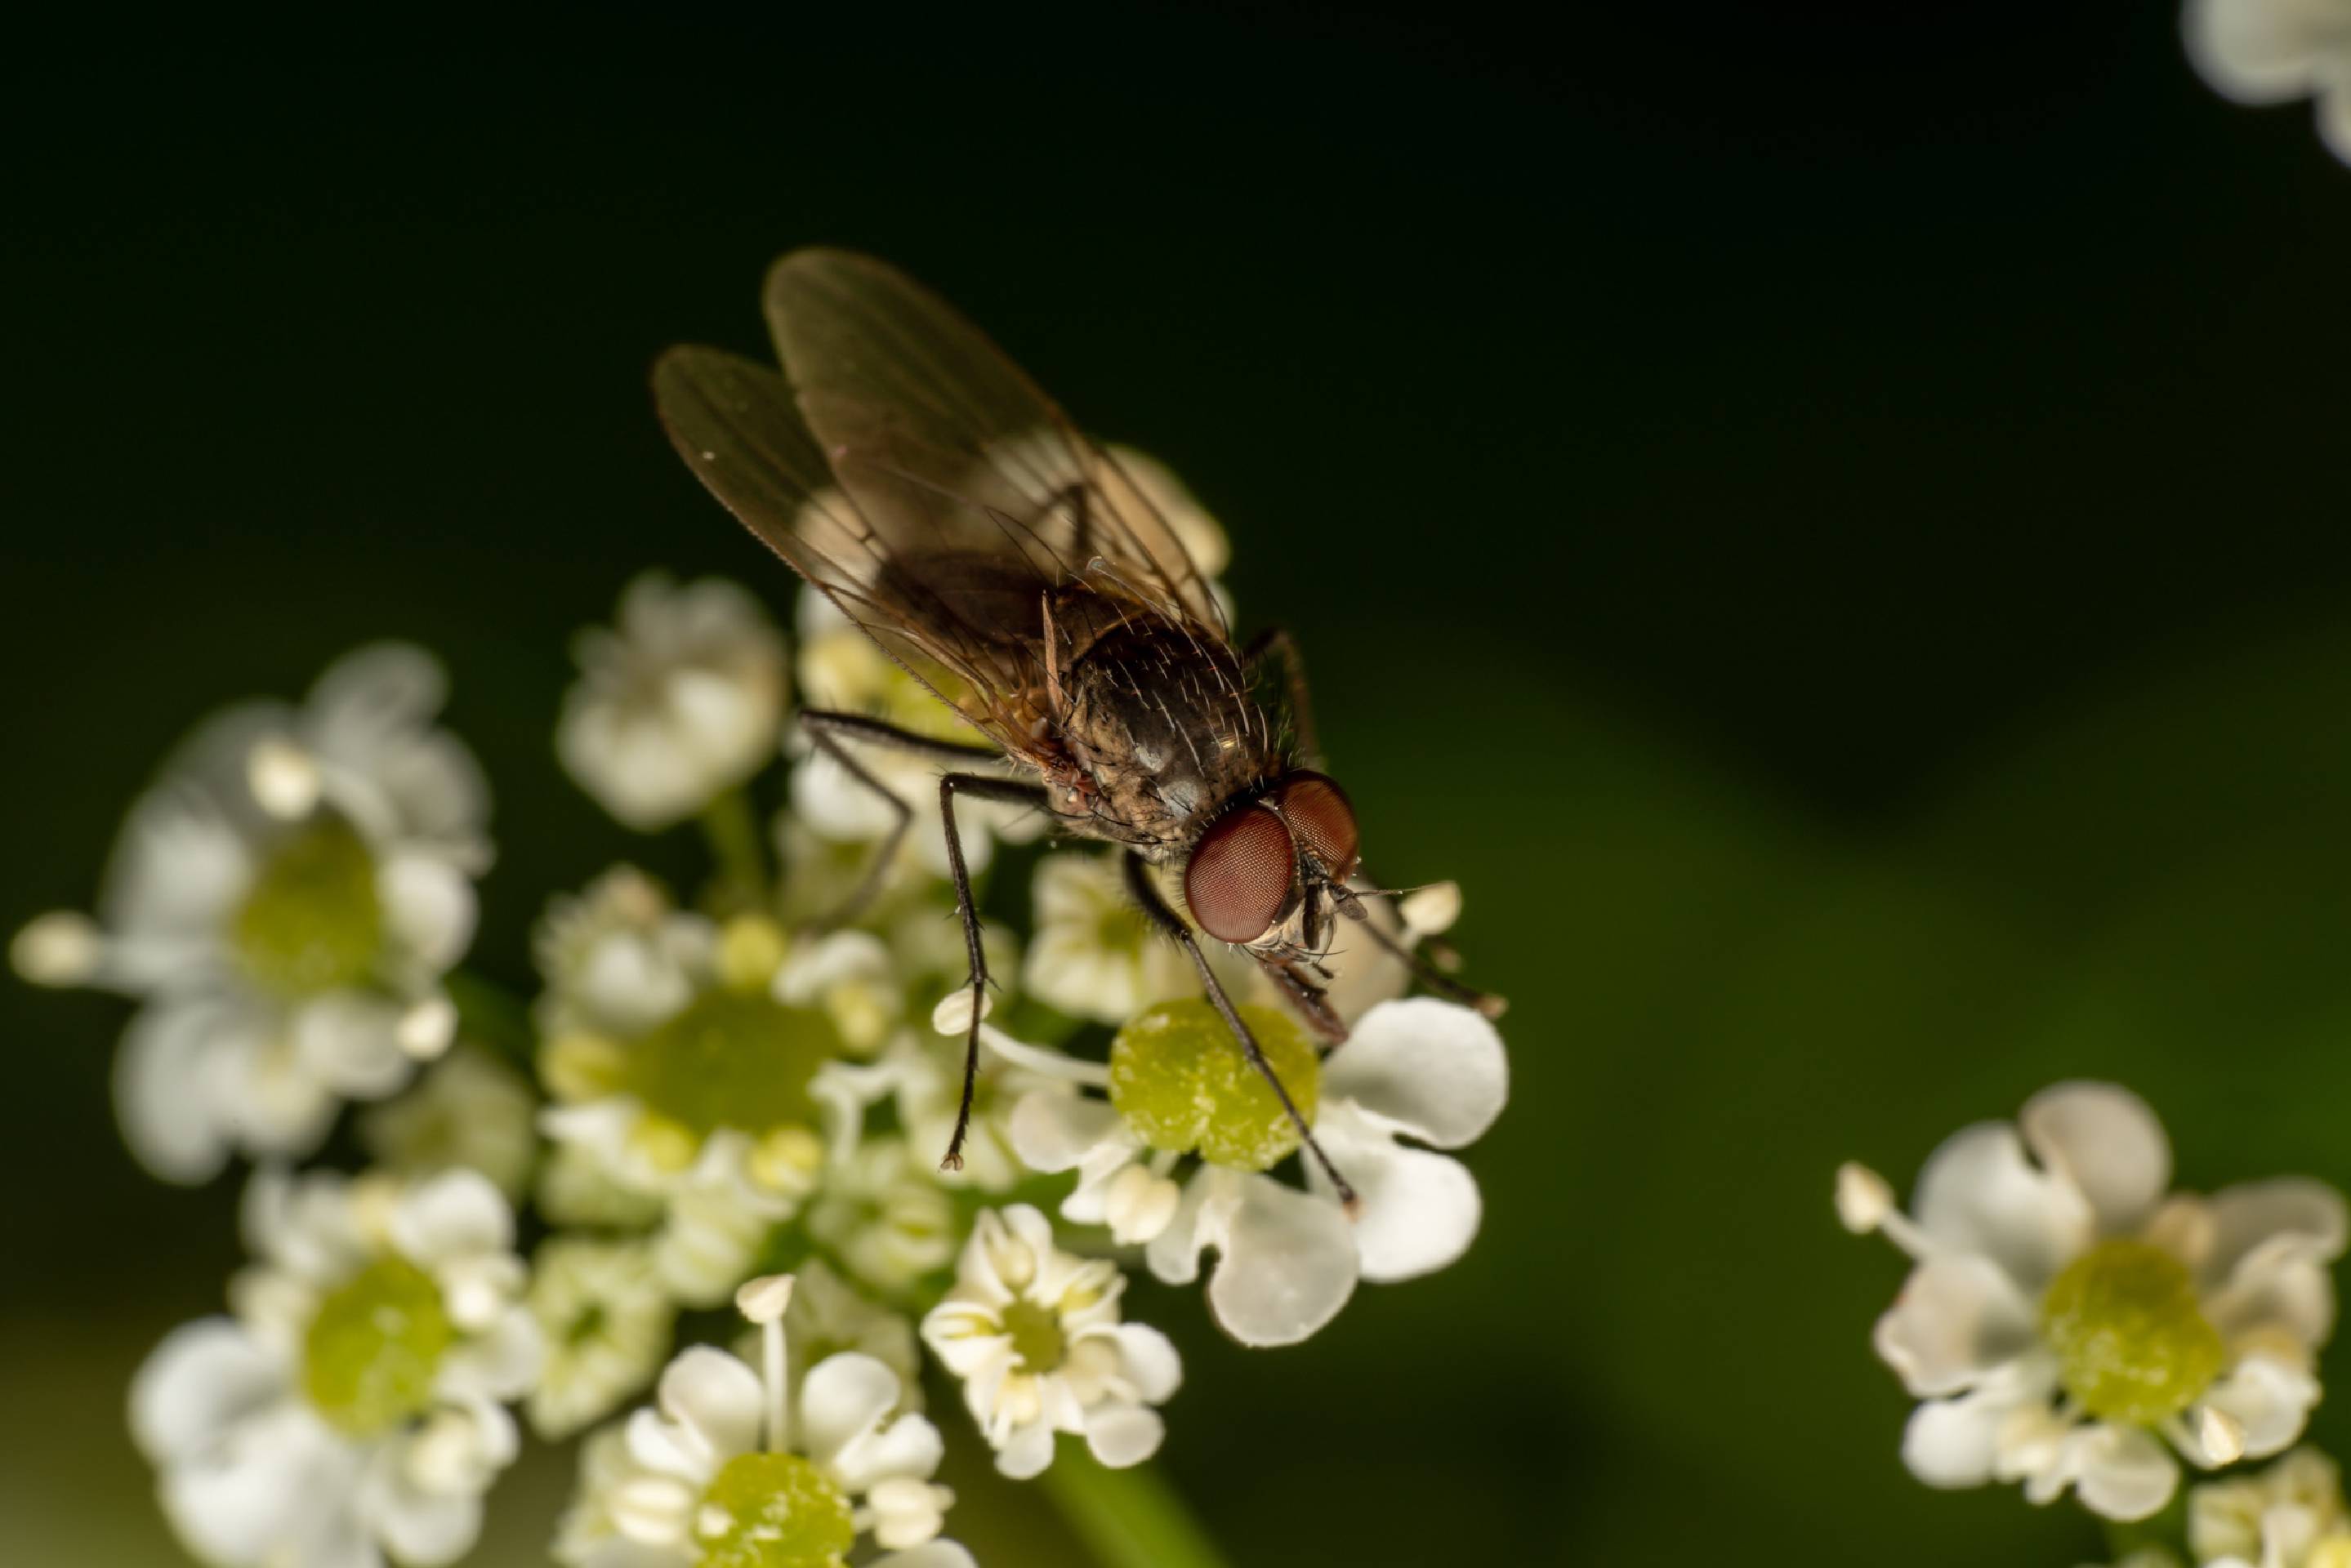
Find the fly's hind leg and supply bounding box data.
[935,773,1053,1170]
[796,710,1006,929]
[1122,850,1358,1213]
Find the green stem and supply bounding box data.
[1037,1452,1234,1568]
[700,789,769,910]
[443,968,536,1075]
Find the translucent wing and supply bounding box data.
[652,345,1038,749]
[761,248,1228,639]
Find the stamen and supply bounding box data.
[398,995,457,1061]
[736,1273,795,1454]
[1835,1162,1934,1258]
[929,992,1111,1087]
[247,737,323,820]
[10,911,105,987]
[1398,881,1462,938]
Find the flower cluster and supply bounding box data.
[19,485,1510,1566]
[1842,1080,2351,1560]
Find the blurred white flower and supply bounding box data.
[132,1167,538,1568]
[557,572,787,832]
[2190,1448,2351,1567]
[921,1205,1180,1478]
[533,871,829,1304]
[555,1276,966,1568]
[1020,853,1193,1024]
[2186,0,2351,165]
[781,1259,924,1415]
[806,1136,958,1297]
[360,1045,538,1200]
[14,644,488,1183]
[527,1238,676,1441]
[1012,996,1507,1346]
[1841,1081,2346,1521]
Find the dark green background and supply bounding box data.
[7,6,2351,1563]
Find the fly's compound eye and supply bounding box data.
[1276,772,1360,880]
[1184,805,1297,943]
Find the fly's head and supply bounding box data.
[1180,771,1363,963]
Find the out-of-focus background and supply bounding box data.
[6,5,2351,1563]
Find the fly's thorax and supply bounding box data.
[1051,622,1283,855]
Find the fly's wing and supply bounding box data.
[761,248,1229,643]
[652,345,1033,748]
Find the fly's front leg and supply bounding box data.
[797,710,1005,929]
[1121,851,1358,1212]
[1242,626,1319,767]
[937,773,1052,1171]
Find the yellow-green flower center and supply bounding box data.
[2040,1238,2224,1424]
[622,991,842,1141]
[301,1255,454,1435]
[696,1451,855,1568]
[232,815,384,997]
[1109,999,1320,1171]
[1001,1298,1068,1374]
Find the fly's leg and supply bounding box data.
[797,710,1007,929]
[1242,626,1319,766]
[937,773,1053,1170]
[1256,953,1349,1043]
[1122,850,1358,1213]
[1332,867,1509,1021]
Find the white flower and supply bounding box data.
[1010,996,1509,1346]
[2190,1448,2351,1567]
[787,590,1040,880]
[806,1136,957,1296]
[533,871,831,1304]
[360,1045,538,1200]
[132,1168,539,1568]
[1842,1081,2346,1521]
[2186,0,2351,166]
[555,1276,968,1568]
[1020,853,1195,1024]
[528,1239,676,1440]
[557,572,787,831]
[20,644,488,1183]
[921,1205,1181,1478]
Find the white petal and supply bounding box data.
[2072,1423,2180,1521]
[1311,1103,1482,1282]
[833,1411,946,1495]
[2203,1178,2349,1281]
[878,1543,980,1568]
[798,1352,907,1471]
[114,997,234,1183]
[392,1169,513,1265]
[1871,1254,2039,1397]
[1009,1091,1126,1175]
[159,1403,358,1566]
[1205,1174,1359,1347]
[292,992,413,1100]
[2201,1355,2321,1459]
[658,1346,763,1461]
[1108,1323,1182,1404]
[1900,1384,2027,1488]
[1082,1404,1166,1469]
[1322,998,1506,1149]
[379,853,477,977]
[439,1307,542,1401]
[1914,1122,2092,1293]
[362,1448,483,1567]
[2019,1081,2171,1236]
[994,1419,1057,1480]
[1143,1172,1214,1287]
[130,1317,288,1461]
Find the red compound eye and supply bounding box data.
[1184,806,1296,942]
[1277,773,1359,880]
